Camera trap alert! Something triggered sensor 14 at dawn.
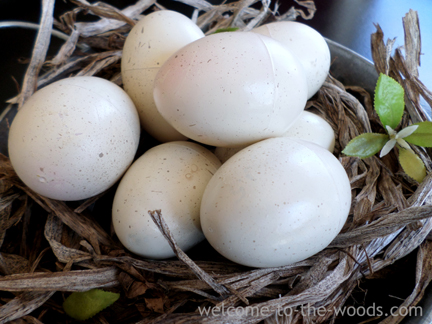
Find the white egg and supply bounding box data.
[283,110,335,152]
[8,76,140,201]
[214,110,335,163]
[253,21,331,99]
[121,10,205,142]
[112,141,221,259]
[8,77,140,201]
[201,137,351,268]
[154,31,308,148]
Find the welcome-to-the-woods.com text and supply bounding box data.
[197,303,423,318]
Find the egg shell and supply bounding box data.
[153,31,308,148]
[112,141,221,259]
[121,10,205,142]
[201,137,351,268]
[214,110,335,163]
[281,110,335,152]
[8,76,140,201]
[253,21,331,99]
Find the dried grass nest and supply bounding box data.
[1,0,432,323]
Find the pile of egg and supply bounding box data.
[8,10,351,268]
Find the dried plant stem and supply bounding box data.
[148,209,230,297]
[18,0,55,109]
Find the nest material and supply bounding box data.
[0,1,432,323]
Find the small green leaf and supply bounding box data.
[212,27,239,34]
[342,133,389,158]
[374,73,405,129]
[63,289,120,321]
[404,121,432,147]
[398,148,426,183]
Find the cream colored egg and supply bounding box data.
[121,10,205,142]
[201,137,351,268]
[8,76,140,201]
[253,21,331,99]
[214,110,335,163]
[283,111,335,152]
[112,141,221,259]
[154,31,308,148]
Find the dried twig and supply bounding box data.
[18,0,55,108]
[148,209,230,298]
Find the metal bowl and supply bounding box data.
[326,38,378,94]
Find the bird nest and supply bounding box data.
[1,1,432,323]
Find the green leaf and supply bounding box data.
[398,148,426,183]
[374,73,405,129]
[212,27,239,34]
[63,289,120,321]
[342,133,389,158]
[404,121,432,147]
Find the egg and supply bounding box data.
[214,110,335,163]
[121,10,205,142]
[201,137,351,268]
[8,76,140,201]
[153,31,308,148]
[253,21,331,99]
[112,141,221,259]
[279,110,335,151]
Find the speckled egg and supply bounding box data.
[214,110,335,163]
[8,76,140,201]
[253,21,331,99]
[280,110,335,152]
[201,137,351,268]
[153,31,308,147]
[121,10,205,142]
[112,141,221,259]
